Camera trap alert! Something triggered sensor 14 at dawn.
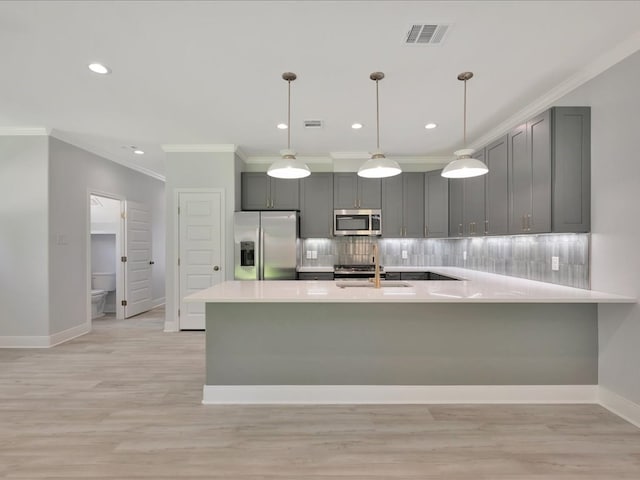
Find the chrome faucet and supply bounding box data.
[371,243,381,289]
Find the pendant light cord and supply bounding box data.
[463,78,467,148]
[287,78,291,150]
[376,78,380,150]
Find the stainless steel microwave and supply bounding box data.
[334,209,382,236]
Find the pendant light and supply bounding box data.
[358,72,402,179]
[441,72,488,179]
[267,72,311,179]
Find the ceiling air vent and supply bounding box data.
[304,120,323,129]
[405,24,451,45]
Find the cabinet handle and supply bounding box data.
[424,225,428,238]
[458,223,463,236]
[527,214,532,232]
[521,215,526,231]
[404,227,407,237]
[484,220,489,235]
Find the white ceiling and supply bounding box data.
[2,0,640,179]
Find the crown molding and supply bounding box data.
[50,130,166,182]
[161,144,240,153]
[234,146,248,162]
[471,30,640,150]
[0,127,50,136]
[245,155,333,165]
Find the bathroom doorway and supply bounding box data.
[89,193,126,322]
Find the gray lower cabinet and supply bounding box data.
[484,135,509,235]
[334,173,381,209]
[382,173,424,238]
[424,170,449,238]
[241,173,299,210]
[297,272,334,280]
[300,173,333,238]
[508,110,552,234]
[552,107,590,233]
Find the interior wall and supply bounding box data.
[556,50,640,404]
[164,151,237,331]
[48,137,166,335]
[0,136,50,338]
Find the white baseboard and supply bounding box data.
[0,322,90,348]
[202,385,599,405]
[599,387,640,428]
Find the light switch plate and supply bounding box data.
[401,250,408,259]
[311,251,318,259]
[306,250,313,259]
[552,256,560,271]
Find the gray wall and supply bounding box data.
[90,234,116,273]
[556,50,640,404]
[48,137,165,334]
[0,136,50,337]
[164,150,240,330]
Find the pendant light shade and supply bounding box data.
[441,72,488,179]
[267,72,310,179]
[358,72,401,179]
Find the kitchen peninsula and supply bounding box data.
[186,268,635,404]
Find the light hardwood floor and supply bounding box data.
[1,307,639,479]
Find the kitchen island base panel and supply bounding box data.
[205,303,597,387]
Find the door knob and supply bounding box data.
[213,266,220,271]
[149,261,155,265]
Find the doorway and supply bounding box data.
[89,194,125,321]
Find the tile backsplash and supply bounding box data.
[300,234,590,289]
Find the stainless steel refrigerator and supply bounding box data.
[234,211,299,280]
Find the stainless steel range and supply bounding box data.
[333,264,386,279]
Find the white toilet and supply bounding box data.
[91,272,116,319]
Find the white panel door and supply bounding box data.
[125,201,153,318]
[178,191,224,330]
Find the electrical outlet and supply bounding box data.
[552,256,560,271]
[306,250,313,259]
[463,251,467,261]
[401,250,408,260]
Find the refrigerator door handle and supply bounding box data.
[259,227,265,280]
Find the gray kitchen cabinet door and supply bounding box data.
[358,177,382,209]
[271,177,300,210]
[508,124,529,233]
[382,174,404,237]
[403,173,425,237]
[334,173,381,209]
[463,149,486,236]
[424,170,449,238]
[527,110,552,233]
[241,173,271,210]
[448,178,464,237]
[300,173,334,238]
[333,173,358,208]
[484,135,509,235]
[552,107,590,233]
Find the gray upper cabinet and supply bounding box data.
[552,107,590,233]
[484,135,509,235]
[300,173,334,238]
[424,170,449,238]
[381,173,424,238]
[448,178,464,237]
[508,110,552,234]
[333,173,381,209]
[463,149,487,236]
[241,173,299,210]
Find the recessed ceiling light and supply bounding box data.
[425,123,438,129]
[88,63,111,75]
[277,123,288,130]
[351,123,363,129]
[133,149,145,155]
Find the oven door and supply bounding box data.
[334,209,381,236]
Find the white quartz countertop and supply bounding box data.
[296,266,335,273]
[186,267,635,304]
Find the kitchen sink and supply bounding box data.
[335,280,413,288]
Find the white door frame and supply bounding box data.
[174,188,225,331]
[86,189,127,326]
